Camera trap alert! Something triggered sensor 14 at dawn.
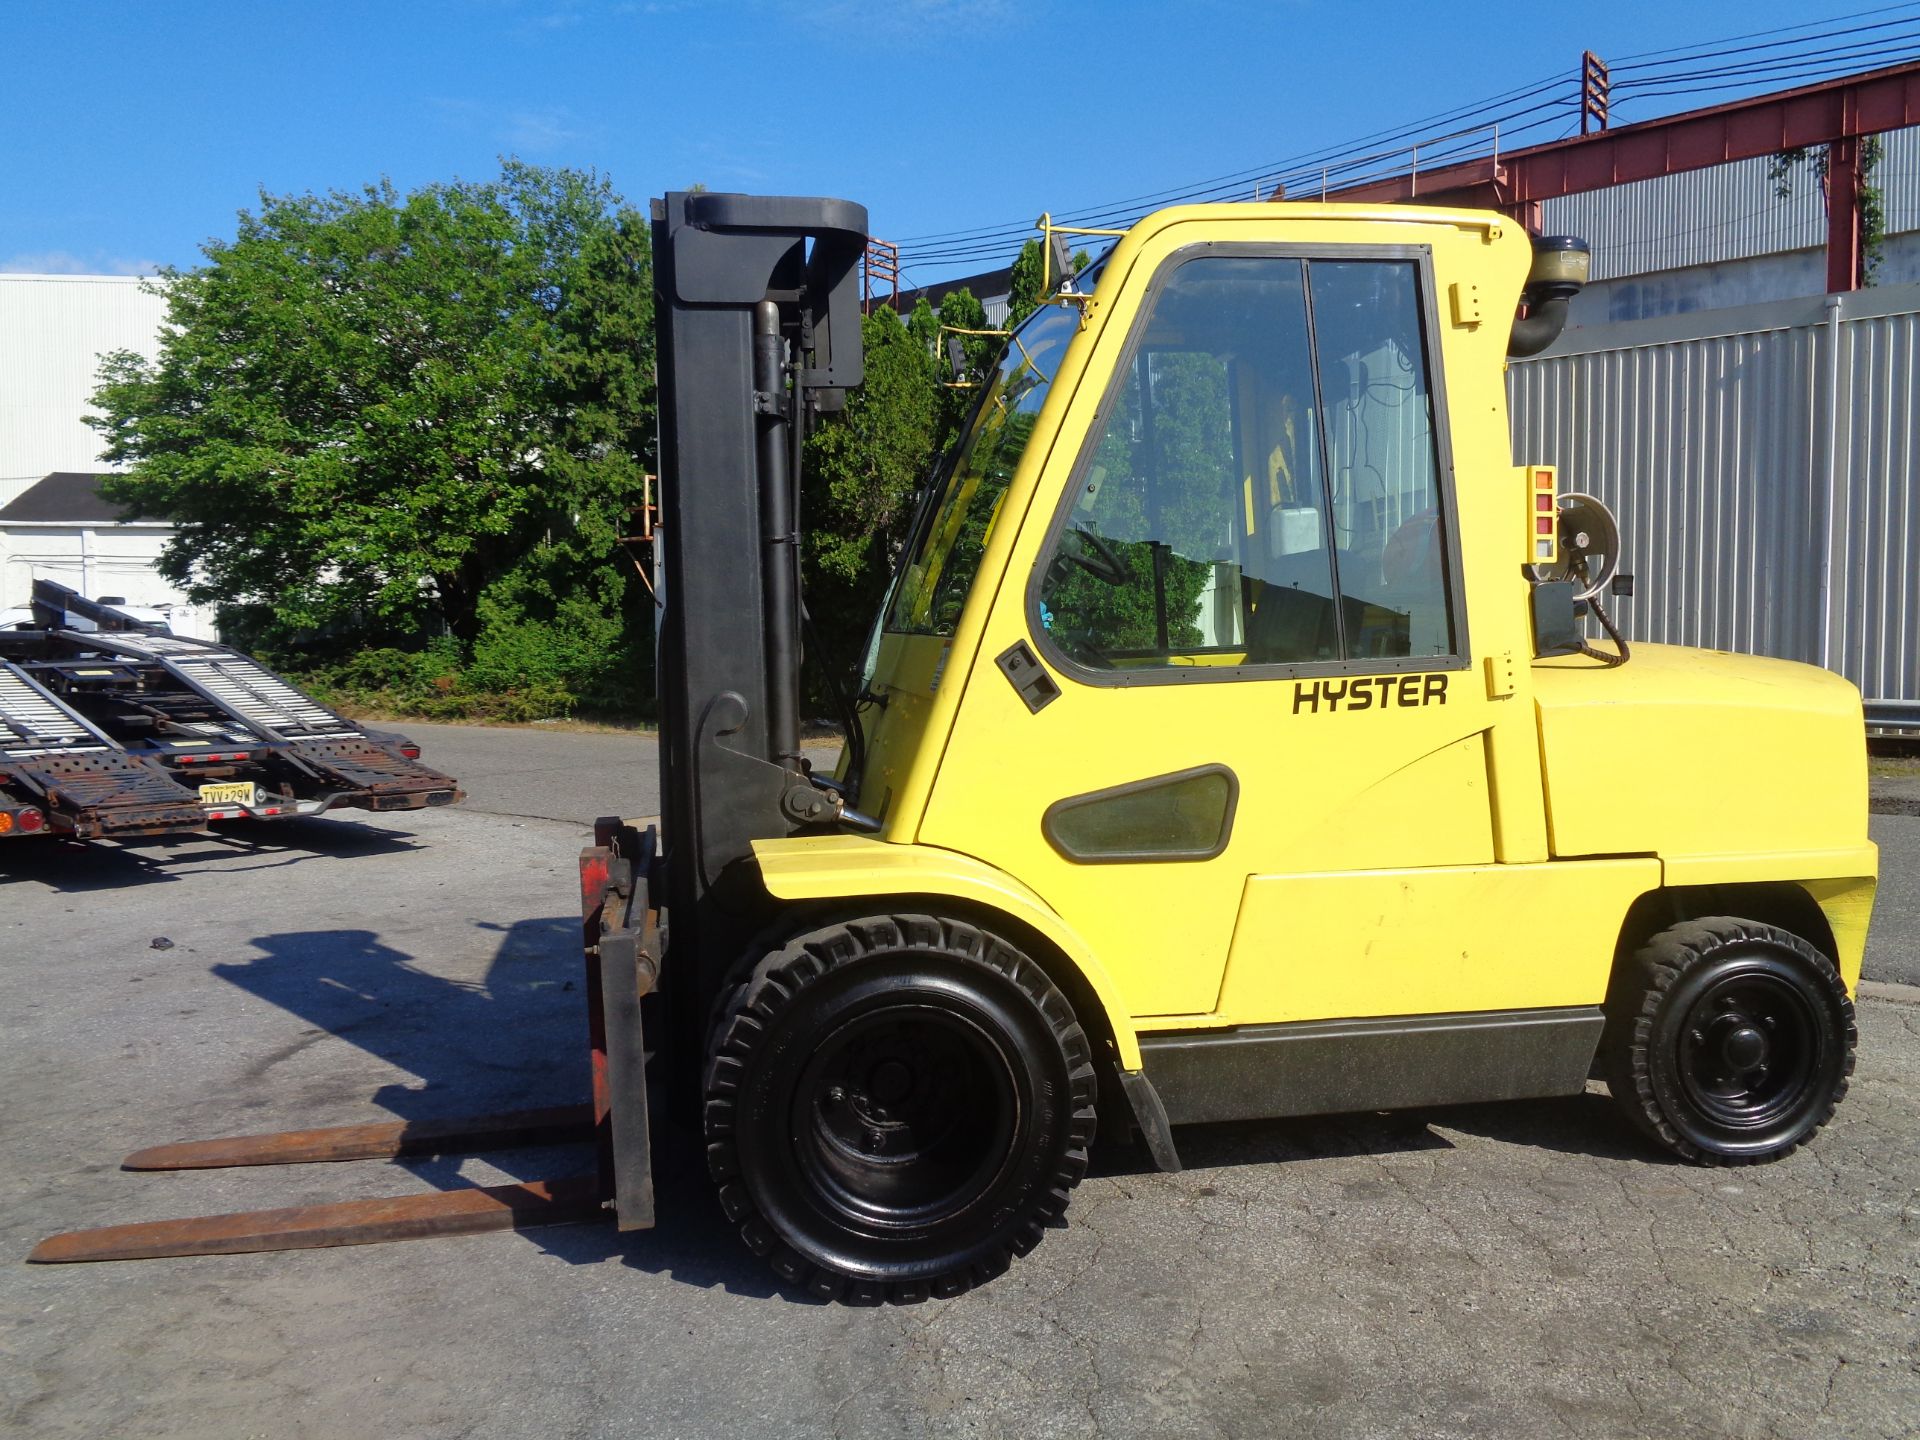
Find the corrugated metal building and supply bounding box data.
[1544,124,1920,321]
[1509,281,1920,732]
[0,273,216,633]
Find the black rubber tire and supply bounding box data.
[703,913,1097,1302]
[1601,916,1856,1165]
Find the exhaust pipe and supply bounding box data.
[1508,235,1591,358]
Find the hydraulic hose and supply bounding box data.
[1576,595,1630,667]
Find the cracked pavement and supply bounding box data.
[2,728,1917,1439]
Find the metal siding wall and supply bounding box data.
[1510,286,1920,711]
[1882,126,1920,236]
[1542,157,1825,281]
[1540,125,1920,282]
[1831,306,1920,704]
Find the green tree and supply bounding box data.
[801,303,944,685]
[1039,353,1221,659]
[1768,139,1887,282]
[922,286,1000,440]
[1004,240,1090,329]
[89,162,655,704]
[1005,239,1046,328]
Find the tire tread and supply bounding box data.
[704,913,1097,1302]
[1602,916,1856,1165]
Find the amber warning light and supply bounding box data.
[0,807,47,836]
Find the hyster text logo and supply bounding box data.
[1293,674,1448,713]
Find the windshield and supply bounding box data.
[883,301,1084,638]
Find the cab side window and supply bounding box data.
[1309,261,1454,660]
[1034,253,1455,673]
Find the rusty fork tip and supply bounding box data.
[27,1177,608,1263]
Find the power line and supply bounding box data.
[1611,1,1920,63]
[1615,28,1920,86]
[895,69,1576,246]
[1615,45,1920,100]
[897,7,1920,281]
[905,97,1582,266]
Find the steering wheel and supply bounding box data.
[1060,525,1132,586]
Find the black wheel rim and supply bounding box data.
[1675,970,1820,1130]
[791,1003,1021,1232]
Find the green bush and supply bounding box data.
[292,630,614,725]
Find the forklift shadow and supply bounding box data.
[214,920,591,1141]
[1093,1110,1455,1178]
[526,1156,797,1300]
[1410,1091,1667,1164]
[209,919,791,1299]
[1092,1091,1660,1177]
[0,819,421,892]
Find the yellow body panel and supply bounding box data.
[802,201,1876,1056]
[1214,859,1660,1025]
[1533,642,1870,860]
[922,664,1506,1017]
[1803,875,1879,993]
[752,833,1145,1069]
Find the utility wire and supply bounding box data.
[1614,29,1920,85]
[896,69,1577,246]
[898,6,1920,280]
[1610,1,1920,63]
[905,99,1583,266]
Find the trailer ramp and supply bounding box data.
[71,633,461,810]
[0,663,207,837]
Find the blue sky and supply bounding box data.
[1,1,1904,286]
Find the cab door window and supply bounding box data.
[1034,252,1457,674]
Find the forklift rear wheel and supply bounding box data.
[1602,917,1855,1165]
[704,913,1098,1302]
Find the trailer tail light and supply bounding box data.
[0,807,46,836]
[400,744,421,760]
[176,751,252,765]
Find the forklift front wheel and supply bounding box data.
[704,913,1098,1302]
[1602,916,1856,1165]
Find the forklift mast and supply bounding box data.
[648,192,867,966]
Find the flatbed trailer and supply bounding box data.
[0,580,461,838]
[0,657,207,838]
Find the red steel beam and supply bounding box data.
[1827,135,1866,293]
[1327,60,1920,209]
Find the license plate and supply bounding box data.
[198,781,258,806]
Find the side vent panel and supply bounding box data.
[1042,765,1238,864]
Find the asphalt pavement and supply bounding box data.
[2,725,1916,1439]
[395,720,665,825]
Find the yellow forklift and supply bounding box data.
[36,193,1876,1304]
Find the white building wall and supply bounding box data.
[0,523,221,638]
[1569,231,1920,325]
[0,273,169,507]
[0,273,217,636]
